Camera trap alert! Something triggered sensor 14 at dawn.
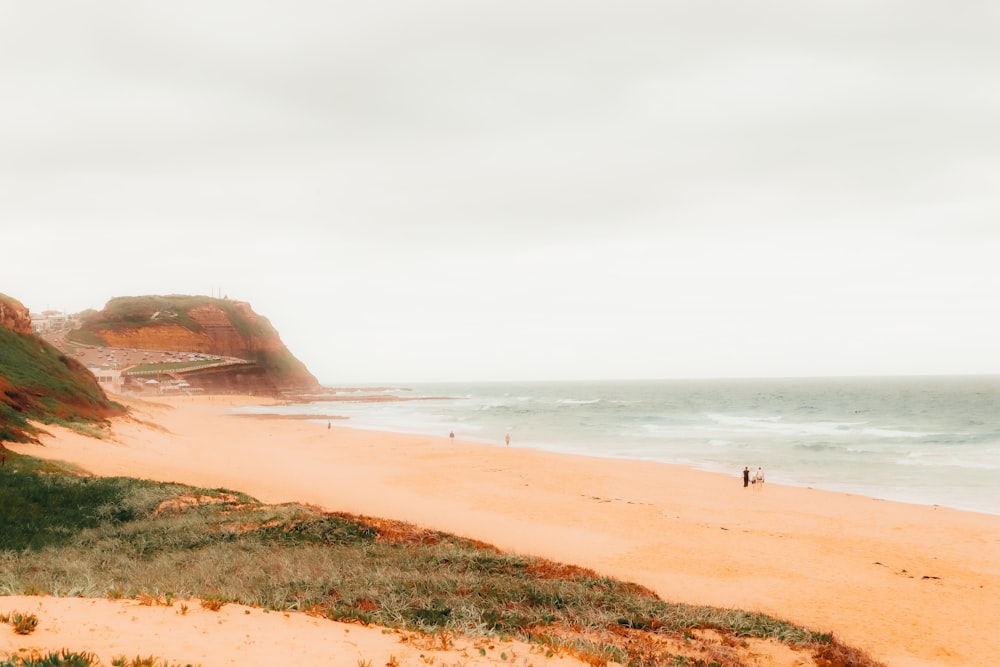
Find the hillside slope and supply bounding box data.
[70,295,319,394]
[0,293,124,445]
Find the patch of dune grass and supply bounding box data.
[0,454,884,667]
[0,651,198,667]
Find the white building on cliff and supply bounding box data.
[90,367,124,394]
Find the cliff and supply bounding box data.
[71,295,319,394]
[0,293,33,335]
[0,293,124,445]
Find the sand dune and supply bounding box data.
[0,595,591,667]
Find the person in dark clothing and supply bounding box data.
[743,466,750,488]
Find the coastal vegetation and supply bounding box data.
[0,325,123,445]
[0,452,883,667]
[74,295,269,339]
[0,650,197,667]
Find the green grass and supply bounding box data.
[64,329,105,347]
[84,296,205,334]
[0,649,98,667]
[74,295,271,339]
[0,330,107,407]
[0,453,885,667]
[0,328,123,443]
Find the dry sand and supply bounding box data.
[0,595,590,667]
[5,394,1000,667]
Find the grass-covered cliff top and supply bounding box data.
[0,327,124,444]
[76,294,272,338]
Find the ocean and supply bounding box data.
[241,376,1000,516]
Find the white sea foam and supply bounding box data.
[706,413,869,438]
[896,455,1000,470]
[859,427,929,438]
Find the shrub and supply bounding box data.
[0,611,39,635]
[0,649,97,666]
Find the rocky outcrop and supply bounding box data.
[75,295,319,393]
[0,293,33,335]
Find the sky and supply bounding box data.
[2,1,998,384]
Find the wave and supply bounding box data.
[707,413,784,425]
[794,442,840,452]
[860,427,928,439]
[704,413,935,439]
[706,413,860,436]
[556,398,602,405]
[895,456,1000,470]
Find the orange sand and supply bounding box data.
[5,394,1000,667]
[0,595,585,667]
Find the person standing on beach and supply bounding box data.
[743,466,750,488]
[449,431,455,442]
[505,433,511,447]
[755,466,765,489]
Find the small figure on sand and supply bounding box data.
[327,421,331,430]
[449,431,455,442]
[505,433,511,447]
[743,466,750,488]
[753,466,765,490]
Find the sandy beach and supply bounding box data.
[5,394,1000,667]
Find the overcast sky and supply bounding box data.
[2,1,998,383]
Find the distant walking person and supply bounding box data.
[754,466,765,490]
[743,466,750,488]
[449,431,455,442]
[505,433,511,447]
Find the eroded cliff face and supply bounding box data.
[0,294,33,335]
[99,306,285,355]
[81,296,319,393]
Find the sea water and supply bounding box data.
[242,376,1000,516]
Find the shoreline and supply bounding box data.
[352,427,1000,518]
[238,402,1000,519]
[7,393,1000,667]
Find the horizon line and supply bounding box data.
[316,372,1000,386]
